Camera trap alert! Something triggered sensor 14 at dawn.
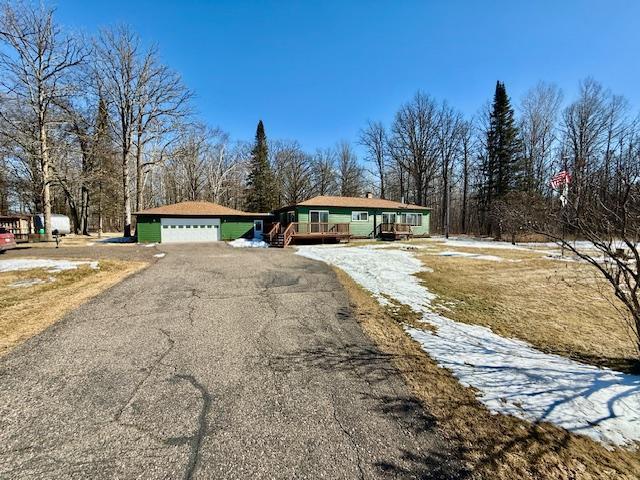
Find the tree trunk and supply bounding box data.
[80,185,90,235]
[135,130,144,212]
[461,149,469,233]
[39,123,53,241]
[97,179,103,238]
[123,150,132,237]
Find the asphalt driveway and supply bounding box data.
[0,243,462,479]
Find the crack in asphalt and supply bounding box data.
[187,288,202,326]
[174,374,212,480]
[330,392,365,480]
[114,328,175,422]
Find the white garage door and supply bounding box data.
[160,218,220,243]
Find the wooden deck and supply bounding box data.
[266,221,417,247]
[266,222,351,247]
[379,223,413,240]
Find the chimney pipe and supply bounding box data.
[365,191,373,199]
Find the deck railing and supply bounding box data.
[265,222,281,243]
[289,222,350,235]
[380,223,412,233]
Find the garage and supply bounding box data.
[160,218,220,243]
[134,201,272,244]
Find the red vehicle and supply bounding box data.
[0,227,17,253]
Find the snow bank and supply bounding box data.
[296,245,640,447]
[0,259,99,273]
[228,238,269,248]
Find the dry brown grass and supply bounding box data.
[0,259,146,355]
[335,267,640,480]
[22,232,126,249]
[414,246,639,372]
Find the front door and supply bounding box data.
[253,219,263,240]
[382,213,396,227]
[309,210,329,233]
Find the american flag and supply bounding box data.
[550,171,571,189]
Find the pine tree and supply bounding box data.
[245,120,278,212]
[481,81,522,234]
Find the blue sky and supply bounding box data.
[56,0,640,151]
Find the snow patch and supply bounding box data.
[437,250,506,262]
[229,238,269,248]
[296,244,640,447]
[0,259,99,273]
[153,253,166,258]
[9,278,46,288]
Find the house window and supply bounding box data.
[351,211,369,222]
[400,213,422,226]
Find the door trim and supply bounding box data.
[253,219,264,240]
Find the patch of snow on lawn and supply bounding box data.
[153,253,166,258]
[0,259,98,273]
[228,238,269,248]
[9,278,46,288]
[435,236,604,253]
[438,250,505,262]
[296,244,640,447]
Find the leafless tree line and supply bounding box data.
[0,2,373,236]
[1,2,638,246]
[358,80,639,240]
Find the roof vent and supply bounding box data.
[365,191,373,199]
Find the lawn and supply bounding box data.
[415,240,638,373]
[0,259,146,355]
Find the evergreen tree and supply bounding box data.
[481,81,522,232]
[245,120,278,211]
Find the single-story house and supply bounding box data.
[269,194,430,246]
[134,201,272,244]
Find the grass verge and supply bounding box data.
[334,267,640,480]
[0,260,147,355]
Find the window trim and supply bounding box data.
[351,211,369,222]
[401,213,423,226]
[309,210,329,223]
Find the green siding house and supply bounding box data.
[269,195,430,246]
[134,201,271,244]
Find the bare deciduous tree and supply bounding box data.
[359,121,387,198]
[519,82,562,192]
[311,148,337,196]
[336,141,362,197]
[0,1,87,240]
[390,92,439,205]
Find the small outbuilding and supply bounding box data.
[134,201,271,244]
